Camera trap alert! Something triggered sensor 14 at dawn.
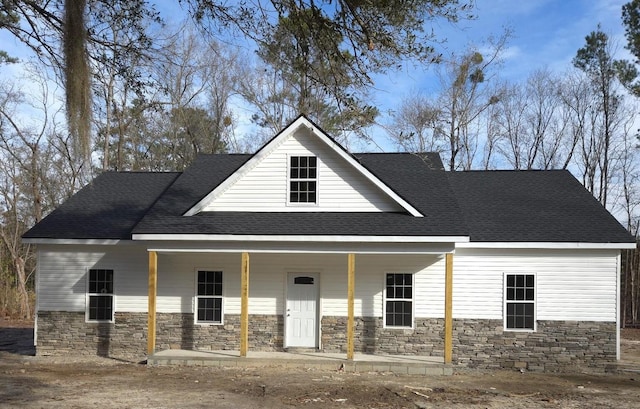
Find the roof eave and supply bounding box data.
[22,238,124,245]
[131,233,469,243]
[457,241,636,250]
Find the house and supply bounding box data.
[23,115,636,372]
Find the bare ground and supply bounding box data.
[1,320,640,408]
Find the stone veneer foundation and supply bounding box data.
[36,312,617,371]
[36,312,282,359]
[321,316,617,372]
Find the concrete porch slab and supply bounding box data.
[147,350,452,375]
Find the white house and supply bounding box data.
[23,116,636,372]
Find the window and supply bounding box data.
[385,273,413,327]
[505,273,535,330]
[294,276,314,285]
[196,270,223,324]
[88,269,114,321]
[289,156,317,203]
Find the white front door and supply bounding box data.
[286,273,318,348]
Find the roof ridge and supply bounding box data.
[100,170,183,175]
[453,169,568,173]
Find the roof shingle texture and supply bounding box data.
[447,170,633,243]
[131,152,469,237]
[23,172,179,239]
[22,153,634,244]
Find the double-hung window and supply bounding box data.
[504,273,535,330]
[87,269,114,321]
[385,273,413,328]
[289,156,317,204]
[196,270,223,324]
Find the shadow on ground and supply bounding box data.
[0,327,35,356]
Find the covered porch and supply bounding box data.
[144,240,456,365]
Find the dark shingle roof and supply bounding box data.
[131,152,468,237]
[22,172,179,240]
[144,154,249,215]
[22,152,635,244]
[447,170,634,243]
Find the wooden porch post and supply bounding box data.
[347,253,355,360]
[444,253,453,364]
[240,252,250,357]
[147,251,157,355]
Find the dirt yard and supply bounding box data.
[1,320,640,408]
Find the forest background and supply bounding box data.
[1,0,640,327]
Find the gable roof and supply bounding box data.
[130,152,467,239]
[21,119,635,247]
[184,116,424,217]
[448,170,634,243]
[22,172,180,240]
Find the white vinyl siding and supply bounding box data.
[38,246,102,312]
[156,253,440,318]
[36,245,619,324]
[157,253,241,314]
[203,128,403,212]
[37,244,149,312]
[453,248,619,322]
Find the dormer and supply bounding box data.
[184,116,422,217]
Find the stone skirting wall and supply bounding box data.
[36,312,283,359]
[154,313,283,352]
[320,316,616,372]
[37,312,617,371]
[321,317,444,356]
[453,319,617,372]
[36,311,148,358]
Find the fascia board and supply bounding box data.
[132,233,469,243]
[456,241,636,250]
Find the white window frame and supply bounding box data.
[382,272,415,329]
[287,154,318,206]
[503,272,536,332]
[194,269,224,325]
[86,268,115,323]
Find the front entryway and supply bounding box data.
[285,273,318,348]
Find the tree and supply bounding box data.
[184,0,474,84]
[0,0,162,166]
[149,28,233,168]
[492,69,570,170]
[0,5,19,63]
[247,8,378,136]
[0,69,80,319]
[63,0,91,161]
[618,0,640,95]
[388,93,444,153]
[388,33,507,170]
[88,0,161,171]
[573,26,621,208]
[1,1,475,163]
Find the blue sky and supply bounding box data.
[371,0,630,114]
[352,0,631,151]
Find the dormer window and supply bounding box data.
[289,156,317,203]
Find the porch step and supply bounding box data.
[283,347,320,353]
[147,350,453,376]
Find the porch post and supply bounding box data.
[240,252,250,357]
[347,253,355,360]
[147,251,157,355]
[444,253,453,364]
